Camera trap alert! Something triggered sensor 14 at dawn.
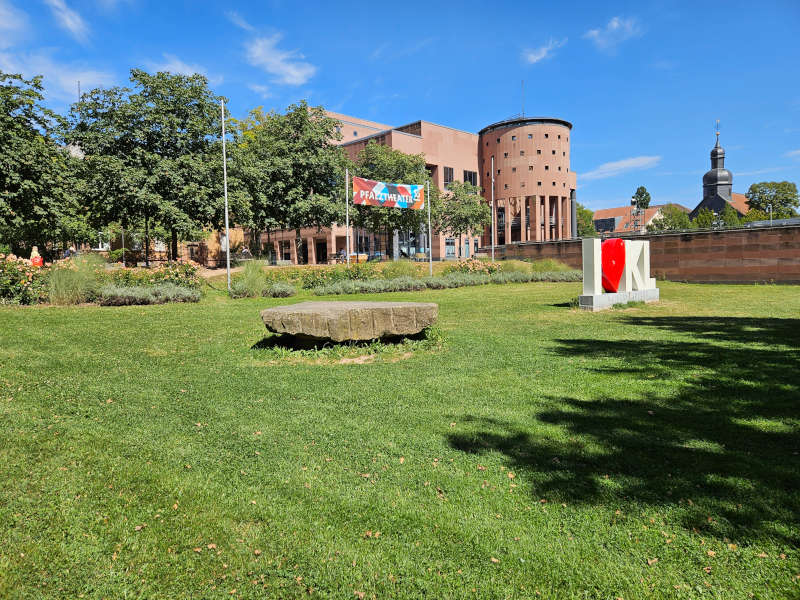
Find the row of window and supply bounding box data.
[490,165,568,176]
[486,133,568,145]
[502,181,567,189]
[443,167,478,187]
[503,150,566,157]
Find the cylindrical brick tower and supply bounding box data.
[478,117,577,246]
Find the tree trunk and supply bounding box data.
[145,214,150,268]
[171,228,178,262]
[295,228,303,265]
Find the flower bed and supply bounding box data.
[0,254,48,305]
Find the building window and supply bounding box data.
[537,149,541,155]
[563,183,566,187]
[528,133,532,139]
[504,183,508,189]
[445,238,456,258]
[474,239,479,254]
[521,181,526,187]
[497,169,500,174]
[511,135,516,141]
[485,141,489,146]
[512,167,516,173]
[444,166,454,187]
[558,134,561,139]
[464,170,477,185]
[563,152,566,156]
[520,150,525,156]
[353,130,358,137]
[558,166,561,171]
[528,165,533,170]
[552,181,556,186]
[545,165,549,170]
[544,133,549,138]
[486,171,490,178]
[503,152,508,158]
[538,181,542,186]
[496,138,500,143]
[552,150,556,155]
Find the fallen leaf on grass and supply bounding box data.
[354,592,365,599]
[253,549,262,556]
[207,543,217,550]
[507,472,515,479]
[647,558,658,566]
[707,550,716,557]
[490,557,499,563]
[193,547,202,553]
[758,552,768,558]
[360,473,371,478]
[399,457,405,464]
[477,465,486,471]
[703,566,712,574]
[172,503,178,510]
[134,524,146,531]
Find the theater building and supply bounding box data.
[205,111,577,266]
[478,117,577,246]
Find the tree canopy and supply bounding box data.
[65,69,247,261]
[0,71,87,253]
[647,204,691,232]
[437,181,491,238]
[576,202,597,237]
[745,181,799,218]
[632,186,651,210]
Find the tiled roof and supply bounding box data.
[593,204,688,233]
[730,192,750,214]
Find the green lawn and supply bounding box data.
[1,281,799,599]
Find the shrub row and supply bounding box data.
[230,279,297,299]
[313,270,581,295]
[0,254,48,304]
[98,283,201,306]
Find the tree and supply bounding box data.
[647,204,692,232]
[576,202,597,237]
[632,186,651,210]
[745,181,799,218]
[353,141,440,253]
[232,102,347,263]
[0,71,85,254]
[437,181,490,238]
[693,207,715,229]
[741,208,770,223]
[65,69,248,265]
[720,203,741,227]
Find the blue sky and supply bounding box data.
[2,0,799,211]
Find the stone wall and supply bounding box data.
[493,225,800,284]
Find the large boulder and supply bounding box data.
[260,301,438,342]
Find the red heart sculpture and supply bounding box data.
[601,238,626,293]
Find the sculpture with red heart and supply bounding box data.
[601,238,626,292]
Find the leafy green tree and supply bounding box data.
[576,202,597,237]
[437,181,490,238]
[0,71,86,254]
[720,203,741,227]
[693,207,715,229]
[745,181,799,218]
[353,141,440,249]
[232,102,347,263]
[632,186,651,210]
[741,208,770,223]
[647,204,692,232]
[65,69,248,264]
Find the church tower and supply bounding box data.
[702,130,733,203]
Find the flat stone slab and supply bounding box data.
[260,301,438,342]
[578,288,660,311]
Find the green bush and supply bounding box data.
[497,260,531,273]
[106,248,130,263]
[528,258,572,272]
[49,255,104,305]
[380,260,420,279]
[263,282,296,298]
[0,254,48,304]
[98,283,201,306]
[300,263,378,289]
[443,258,500,275]
[101,260,201,289]
[313,270,579,296]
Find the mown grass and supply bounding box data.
[0,281,799,598]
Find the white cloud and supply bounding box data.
[245,35,316,85]
[226,10,254,32]
[583,16,642,51]
[522,38,567,64]
[737,166,790,177]
[786,149,800,159]
[0,0,28,49]
[247,83,271,99]
[44,0,89,44]
[0,49,113,101]
[581,155,661,180]
[146,53,222,85]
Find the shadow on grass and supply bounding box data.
[447,317,800,543]
[251,330,431,352]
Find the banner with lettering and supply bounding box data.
[352,176,425,210]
